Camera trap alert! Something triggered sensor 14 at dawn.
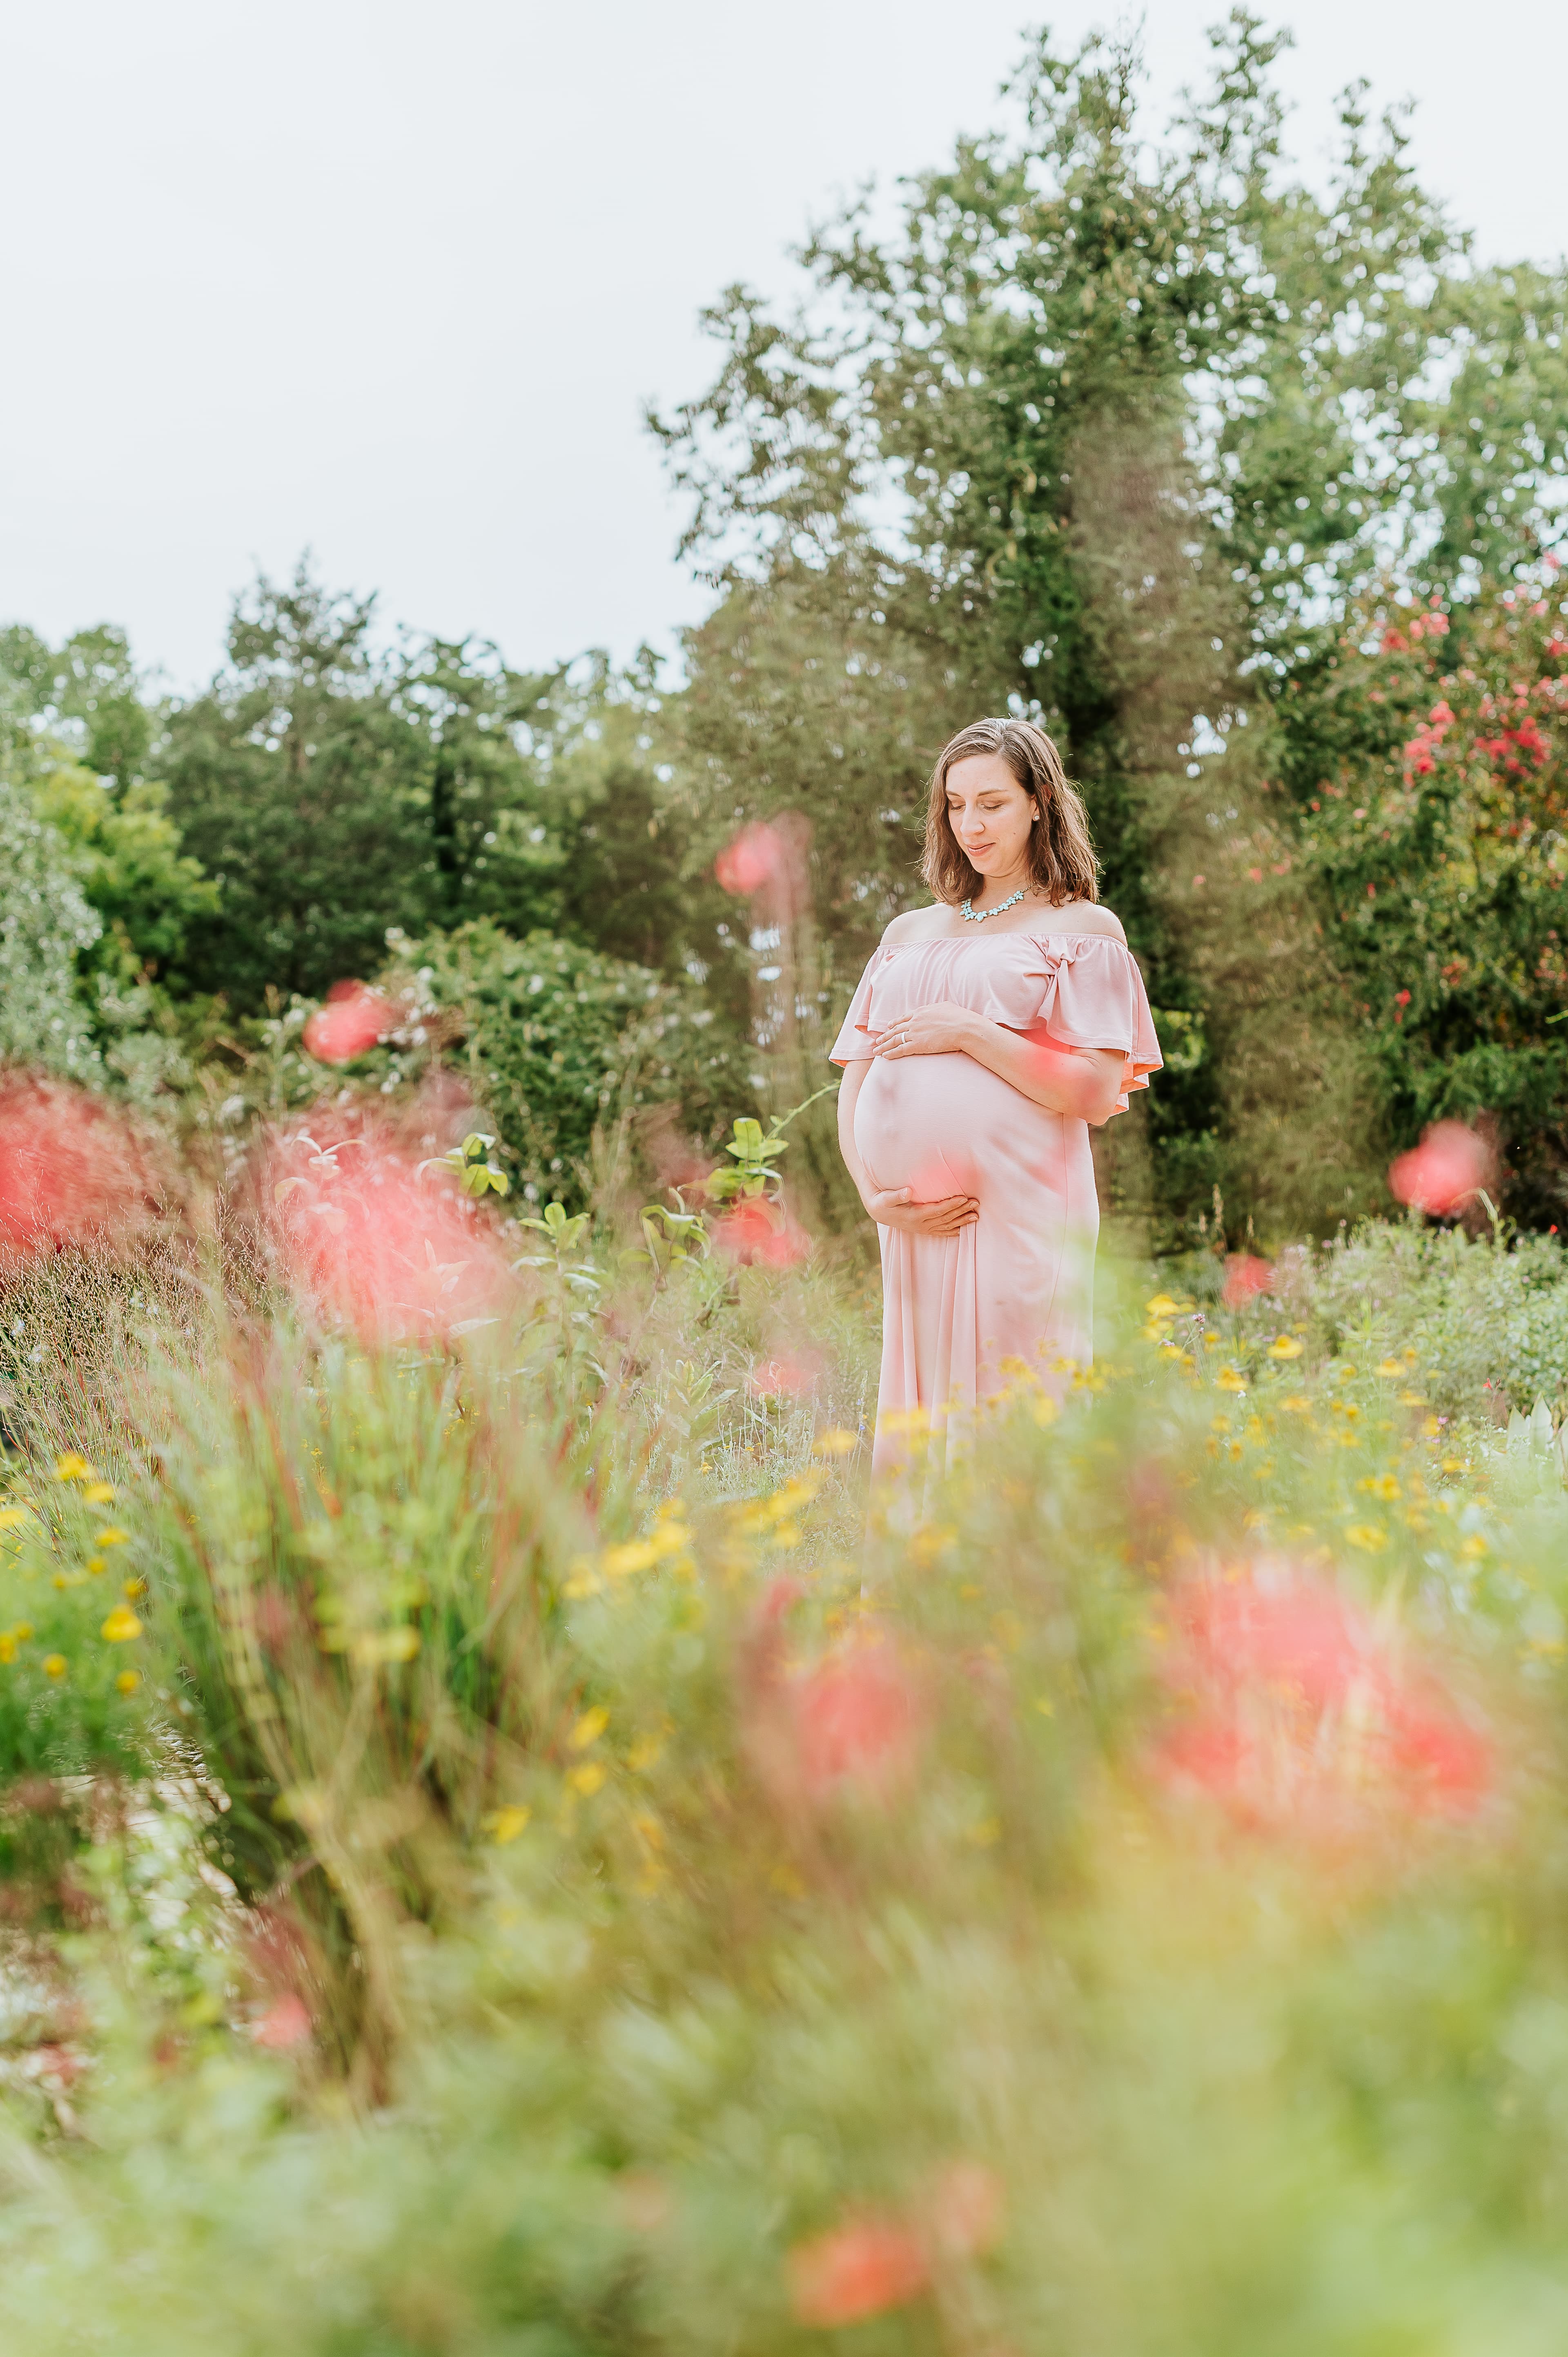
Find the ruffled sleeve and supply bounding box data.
[1037,936,1163,1117]
[827,953,882,1064]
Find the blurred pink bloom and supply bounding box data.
[1388,1121,1496,1216]
[713,1198,813,1267]
[793,1641,927,1802]
[715,810,813,923]
[0,1075,159,1263]
[268,1124,516,1345]
[715,821,787,896]
[739,1584,927,1811]
[1221,1253,1275,1308]
[251,1993,313,2050]
[924,2159,1005,2261]
[1154,1565,1490,1831]
[788,2217,931,2327]
[746,1353,823,1398]
[302,981,398,1064]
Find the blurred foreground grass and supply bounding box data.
[4,1175,1568,2352]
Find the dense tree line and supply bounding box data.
[7,13,1568,1233]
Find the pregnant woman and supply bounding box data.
[831,717,1161,1478]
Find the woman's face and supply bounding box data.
[944,754,1038,882]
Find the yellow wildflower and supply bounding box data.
[82,1482,116,1505]
[0,1505,31,1530]
[567,1761,607,1797]
[1398,1391,1427,1408]
[561,1561,602,1599]
[100,1606,143,1643]
[86,1556,106,1577]
[1268,1335,1304,1360]
[115,1670,140,1696]
[53,1453,92,1482]
[1279,1395,1312,1415]
[0,1635,14,1665]
[1144,1294,1183,1318]
[483,1805,532,1845]
[1344,1524,1389,1554]
[812,1428,859,1458]
[1376,1359,1403,1379]
[43,1654,67,1679]
[1216,1366,1247,1394]
[569,1706,609,1752]
[94,1528,129,1548]
[122,1577,147,1599]
[350,1627,420,1665]
[1441,1456,1466,1474]
[1459,1534,1490,1561]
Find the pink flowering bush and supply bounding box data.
[1290,575,1568,1221]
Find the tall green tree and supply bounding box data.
[653,10,1568,1233]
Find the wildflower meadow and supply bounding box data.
[3,1071,1568,2355]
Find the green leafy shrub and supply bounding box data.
[380,919,752,1202]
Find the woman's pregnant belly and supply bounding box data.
[855,1051,1065,1206]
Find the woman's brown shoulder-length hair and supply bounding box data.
[920,717,1099,907]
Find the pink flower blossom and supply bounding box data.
[1153,1565,1489,1832]
[1388,1122,1496,1216]
[788,2218,931,2327]
[268,1124,517,1345]
[715,822,784,896]
[924,2159,1005,2261]
[0,1076,160,1264]
[712,1197,813,1267]
[302,981,398,1064]
[739,1584,927,1811]
[252,1994,313,2049]
[1222,1254,1274,1309]
[746,1353,823,1398]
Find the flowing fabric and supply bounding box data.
[829,932,1161,1479]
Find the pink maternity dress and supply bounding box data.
[829,930,1161,1476]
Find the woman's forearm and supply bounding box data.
[958,1017,1125,1126]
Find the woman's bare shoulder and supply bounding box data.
[882,904,953,945]
[1046,899,1127,944]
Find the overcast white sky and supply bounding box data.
[2,1,1562,693]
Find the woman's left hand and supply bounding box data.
[869,1000,980,1059]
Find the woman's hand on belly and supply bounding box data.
[865,1184,979,1236]
[869,999,980,1059]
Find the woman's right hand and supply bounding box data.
[864,1185,979,1235]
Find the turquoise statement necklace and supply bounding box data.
[959,887,1026,923]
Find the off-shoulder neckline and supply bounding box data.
[880,928,1131,952]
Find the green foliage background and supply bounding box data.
[9,16,1568,1232]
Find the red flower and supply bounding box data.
[0,1075,160,1264]
[302,981,398,1064]
[746,1353,823,1398]
[738,1585,927,1813]
[1221,1254,1274,1308]
[715,821,787,897]
[268,1125,517,1345]
[788,2218,931,2328]
[792,1643,927,1802]
[1381,627,1409,654]
[252,1994,313,2050]
[1388,1122,1495,1216]
[1153,1565,1490,1832]
[712,1197,812,1267]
